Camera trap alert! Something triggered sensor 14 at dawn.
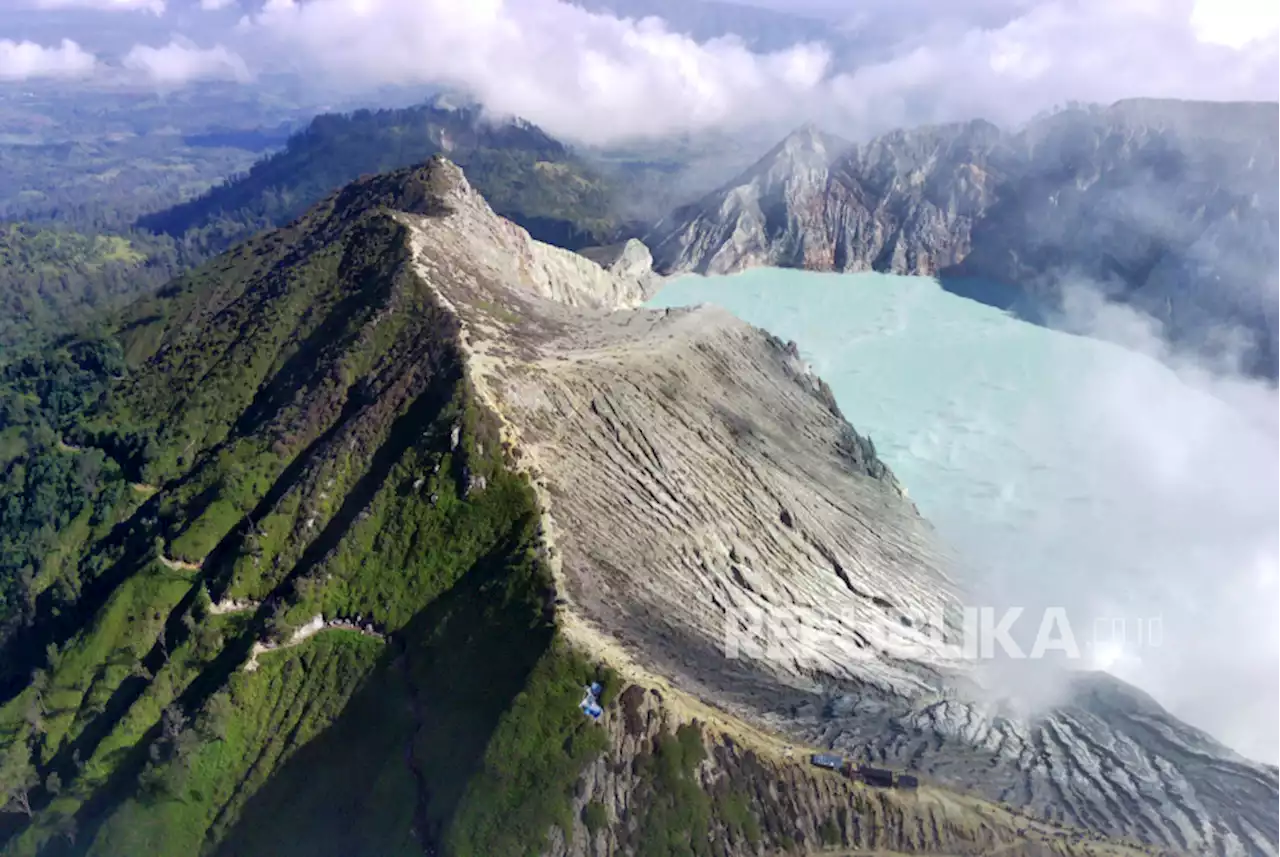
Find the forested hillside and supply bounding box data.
[0,165,609,856]
[0,226,184,355]
[140,104,626,256]
[0,223,185,633]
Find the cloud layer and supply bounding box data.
[230,0,1277,143]
[122,39,248,84]
[822,0,1280,133]
[5,0,1276,142]
[240,0,833,143]
[35,0,164,14]
[1040,283,1278,763]
[0,38,96,80]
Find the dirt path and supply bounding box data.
[158,554,203,572]
[243,615,386,672]
[207,597,260,616]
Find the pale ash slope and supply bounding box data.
[400,158,1275,856]
[404,160,958,699]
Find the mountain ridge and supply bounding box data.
[0,156,1270,857]
[648,99,1280,376]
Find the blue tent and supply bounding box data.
[580,683,604,720]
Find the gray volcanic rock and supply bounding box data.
[649,100,1279,375]
[648,123,853,273]
[961,100,1279,374]
[646,118,1014,276]
[788,670,1280,857]
[399,158,1278,856]
[577,237,661,297]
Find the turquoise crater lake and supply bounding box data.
[647,268,1279,764]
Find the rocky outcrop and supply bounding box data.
[544,683,1165,857]
[396,156,1278,856]
[577,238,660,294]
[647,118,1013,277]
[408,157,654,311]
[649,100,1279,375]
[575,238,662,305]
[648,123,855,274]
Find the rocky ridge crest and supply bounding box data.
[402,157,1278,856]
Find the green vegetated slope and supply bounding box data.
[138,104,623,256]
[0,225,182,354]
[0,102,631,377]
[0,165,613,857]
[0,332,150,653]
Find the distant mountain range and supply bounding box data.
[137,102,629,257]
[648,99,1280,377]
[130,96,1280,382]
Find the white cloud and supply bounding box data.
[0,38,97,80]
[1043,283,1280,763]
[4,0,1275,140]
[241,0,833,143]
[122,39,249,84]
[821,0,1279,133]
[226,0,1279,144]
[1191,0,1280,49]
[35,0,164,14]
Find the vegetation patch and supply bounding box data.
[0,169,628,857]
[139,103,624,258]
[621,723,715,857]
[446,645,612,857]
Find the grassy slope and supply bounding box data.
[0,166,616,856]
[0,228,145,272]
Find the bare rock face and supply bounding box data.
[648,100,1280,376]
[648,123,854,274]
[543,684,1164,857]
[646,119,1008,276]
[410,156,654,310]
[577,238,659,291]
[396,157,1277,857]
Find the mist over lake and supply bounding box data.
[649,268,1279,764]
